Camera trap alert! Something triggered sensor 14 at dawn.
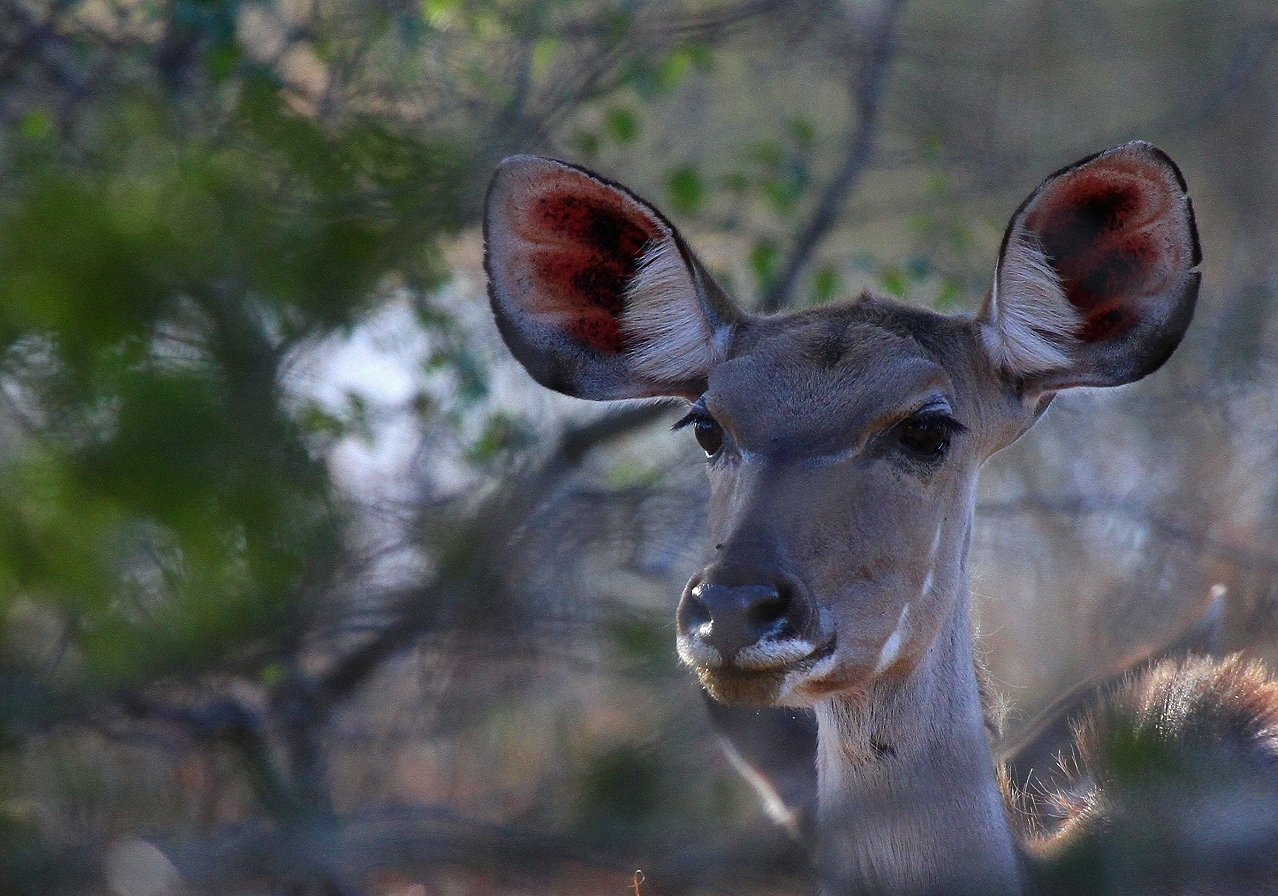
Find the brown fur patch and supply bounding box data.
[1075,654,1278,783]
[1014,655,1278,891]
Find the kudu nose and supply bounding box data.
[678,582,794,662]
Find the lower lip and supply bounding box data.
[715,633,836,676]
[802,633,837,665]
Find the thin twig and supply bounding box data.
[760,0,906,312]
[312,402,675,709]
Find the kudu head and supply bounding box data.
[485,143,1200,709]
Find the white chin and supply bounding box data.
[776,653,840,706]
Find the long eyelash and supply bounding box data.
[672,411,700,431]
[920,414,967,435]
[911,407,967,435]
[672,405,710,431]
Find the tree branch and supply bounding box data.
[312,402,676,710]
[159,804,808,894]
[760,0,906,312]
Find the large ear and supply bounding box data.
[978,141,1201,392]
[484,155,739,400]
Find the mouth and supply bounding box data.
[691,632,837,706]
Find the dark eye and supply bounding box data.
[693,417,723,456]
[897,414,956,458]
[674,408,724,457]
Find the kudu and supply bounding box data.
[484,143,1278,895]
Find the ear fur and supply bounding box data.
[484,156,738,400]
[979,141,1201,392]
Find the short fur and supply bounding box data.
[482,145,1268,896]
[1023,655,1278,894]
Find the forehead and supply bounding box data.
[706,302,979,453]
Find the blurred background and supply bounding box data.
[2,0,1278,893]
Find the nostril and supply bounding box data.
[680,591,712,631]
[746,588,789,632]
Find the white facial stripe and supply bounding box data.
[920,522,943,598]
[873,603,911,676]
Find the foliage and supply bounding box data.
[0,2,478,890]
[0,90,467,684]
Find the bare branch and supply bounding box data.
[760,0,907,312]
[312,402,677,709]
[160,804,809,895]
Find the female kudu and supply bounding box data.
[483,143,1278,895]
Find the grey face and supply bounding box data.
[672,304,1026,706]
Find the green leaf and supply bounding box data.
[468,413,533,461]
[206,42,242,81]
[531,36,560,81]
[686,42,714,72]
[18,110,53,141]
[749,140,782,169]
[665,165,703,214]
[297,402,350,441]
[812,265,841,304]
[749,239,778,291]
[604,107,640,144]
[572,129,601,160]
[423,0,459,24]
[658,48,695,92]
[880,266,907,298]
[788,118,816,150]
[936,277,962,310]
[259,662,284,687]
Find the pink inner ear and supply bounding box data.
[1025,162,1180,343]
[511,177,662,354]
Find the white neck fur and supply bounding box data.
[814,586,1022,896]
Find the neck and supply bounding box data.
[814,587,1022,896]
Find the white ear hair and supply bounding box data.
[980,235,1082,376]
[621,239,730,384]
